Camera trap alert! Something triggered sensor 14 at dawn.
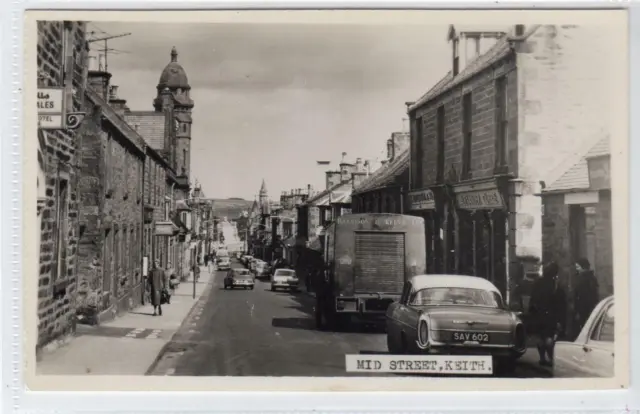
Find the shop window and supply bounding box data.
[52,178,69,282]
[103,229,112,292]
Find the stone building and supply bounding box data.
[406,24,615,303]
[539,136,612,334]
[75,74,146,324]
[124,46,195,279]
[352,132,410,214]
[36,21,89,350]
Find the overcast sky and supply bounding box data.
[92,21,453,200]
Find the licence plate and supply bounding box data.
[452,332,490,342]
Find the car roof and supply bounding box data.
[409,274,500,294]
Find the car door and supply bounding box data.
[402,288,424,352]
[581,302,615,377]
[554,299,614,377]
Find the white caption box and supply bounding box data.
[345,355,493,375]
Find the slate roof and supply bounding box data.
[305,181,351,206]
[543,136,611,194]
[353,149,410,195]
[125,111,166,151]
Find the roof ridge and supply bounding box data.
[545,132,608,190]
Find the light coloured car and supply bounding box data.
[553,296,614,377]
[271,269,299,292]
[224,268,255,290]
[386,275,526,374]
[218,257,231,270]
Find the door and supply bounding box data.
[354,232,405,294]
[582,302,615,377]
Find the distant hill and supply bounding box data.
[210,198,254,219]
[228,197,245,200]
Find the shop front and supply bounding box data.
[452,178,510,298]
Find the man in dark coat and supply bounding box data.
[528,261,567,367]
[574,258,600,336]
[149,260,167,316]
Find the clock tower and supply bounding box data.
[154,46,194,195]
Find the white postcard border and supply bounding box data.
[2,1,637,412]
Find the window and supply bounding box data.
[151,163,156,206]
[114,228,120,289]
[106,135,113,193]
[436,106,446,183]
[413,117,424,188]
[462,92,473,179]
[411,287,503,308]
[495,76,509,167]
[183,149,188,174]
[146,161,150,204]
[52,178,69,282]
[103,229,112,292]
[182,123,187,133]
[592,304,615,342]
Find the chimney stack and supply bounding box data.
[108,85,129,117]
[387,139,394,160]
[364,160,371,175]
[515,24,525,36]
[87,55,112,101]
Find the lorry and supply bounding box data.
[314,213,426,331]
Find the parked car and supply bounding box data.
[386,274,527,374]
[250,258,259,272]
[271,269,299,292]
[218,257,231,271]
[553,296,614,377]
[224,268,255,290]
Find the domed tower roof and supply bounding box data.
[158,47,190,90]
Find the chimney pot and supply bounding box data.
[515,24,525,36]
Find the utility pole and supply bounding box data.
[87,32,132,73]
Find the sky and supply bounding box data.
[91,21,453,200]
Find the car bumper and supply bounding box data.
[232,282,254,287]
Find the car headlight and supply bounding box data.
[418,320,429,348]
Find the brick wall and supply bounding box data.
[36,21,88,348]
[412,54,518,187]
[513,25,616,259]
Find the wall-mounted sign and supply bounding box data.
[408,189,435,211]
[457,189,505,210]
[155,221,178,236]
[37,87,86,130]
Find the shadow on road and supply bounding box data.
[271,317,316,331]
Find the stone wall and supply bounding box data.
[412,54,518,187]
[36,21,88,349]
[76,96,145,323]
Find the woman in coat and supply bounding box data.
[528,261,567,367]
[149,260,167,316]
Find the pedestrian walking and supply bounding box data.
[149,260,167,316]
[528,261,567,368]
[573,258,599,336]
[167,262,178,299]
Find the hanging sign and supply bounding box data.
[37,88,64,129]
[37,87,86,130]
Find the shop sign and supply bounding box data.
[408,189,435,211]
[37,87,86,130]
[457,189,504,210]
[587,156,610,191]
[155,221,177,236]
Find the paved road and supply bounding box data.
[148,259,552,378]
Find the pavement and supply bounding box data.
[147,259,555,378]
[36,266,214,376]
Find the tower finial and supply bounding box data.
[171,46,178,62]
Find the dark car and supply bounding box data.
[224,268,255,290]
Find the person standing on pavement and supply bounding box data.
[528,261,567,367]
[192,263,201,282]
[167,261,178,300]
[149,260,167,316]
[573,258,600,336]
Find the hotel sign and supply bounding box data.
[457,189,504,210]
[408,189,435,211]
[37,87,86,130]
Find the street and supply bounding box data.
[148,259,552,378]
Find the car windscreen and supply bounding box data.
[411,287,502,308]
[274,270,295,277]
